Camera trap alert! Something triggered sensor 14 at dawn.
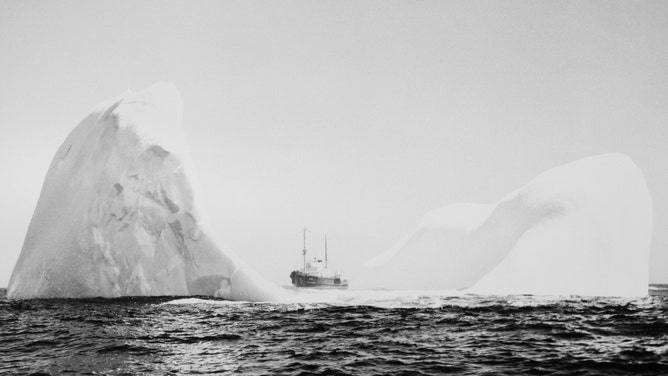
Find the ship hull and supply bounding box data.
[290,271,348,289]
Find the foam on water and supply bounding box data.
[162,288,651,311]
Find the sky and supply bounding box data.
[1,0,667,287]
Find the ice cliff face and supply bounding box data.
[8,83,279,300]
[363,154,652,297]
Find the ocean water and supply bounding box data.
[1,287,667,375]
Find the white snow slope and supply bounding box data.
[7,83,281,300]
[362,154,653,297]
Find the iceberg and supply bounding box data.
[362,154,652,297]
[7,81,652,299]
[8,83,281,301]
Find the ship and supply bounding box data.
[290,228,348,289]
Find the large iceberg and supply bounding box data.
[8,83,280,300]
[362,154,652,297]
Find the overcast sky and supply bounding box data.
[1,0,667,287]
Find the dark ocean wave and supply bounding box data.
[1,288,668,375]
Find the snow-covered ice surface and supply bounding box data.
[7,83,281,301]
[361,154,653,297]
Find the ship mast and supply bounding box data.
[302,227,307,272]
[325,235,328,269]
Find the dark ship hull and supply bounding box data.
[290,271,348,289]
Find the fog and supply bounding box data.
[1,1,667,287]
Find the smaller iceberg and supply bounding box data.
[362,154,652,297]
